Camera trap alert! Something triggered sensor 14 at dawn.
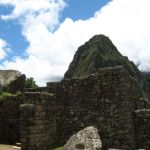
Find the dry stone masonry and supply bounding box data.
[0,95,22,144]
[21,67,149,150]
[135,109,150,149]
[0,66,150,150]
[20,92,58,150]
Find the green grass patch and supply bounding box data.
[50,146,63,150]
[0,92,15,102]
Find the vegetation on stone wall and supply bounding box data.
[0,92,14,102]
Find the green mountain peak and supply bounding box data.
[64,34,141,81]
[64,34,150,100]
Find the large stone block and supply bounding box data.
[63,126,102,150]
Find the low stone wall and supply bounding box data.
[0,96,22,144]
[135,109,150,149]
[25,87,47,92]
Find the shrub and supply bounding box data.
[25,77,38,89]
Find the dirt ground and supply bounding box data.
[0,145,20,150]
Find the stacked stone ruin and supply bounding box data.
[0,66,150,150]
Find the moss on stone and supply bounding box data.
[0,92,15,102]
[47,93,54,96]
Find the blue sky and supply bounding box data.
[0,0,109,62]
[0,5,27,60]
[61,0,110,21]
[0,0,150,85]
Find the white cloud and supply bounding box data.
[0,0,67,85]
[1,0,65,24]
[53,0,150,71]
[1,0,150,86]
[0,39,11,60]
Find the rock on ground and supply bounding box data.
[63,126,102,150]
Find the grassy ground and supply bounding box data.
[52,147,62,150]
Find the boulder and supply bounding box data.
[0,70,22,86]
[63,126,102,150]
[0,70,26,93]
[4,74,26,93]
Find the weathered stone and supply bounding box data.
[1,66,150,150]
[18,66,149,150]
[4,74,26,93]
[135,109,150,149]
[0,70,26,93]
[0,70,21,86]
[63,126,102,150]
[0,95,22,144]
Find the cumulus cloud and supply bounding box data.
[0,0,67,85]
[0,0,150,85]
[0,39,11,60]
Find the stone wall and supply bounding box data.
[49,66,142,149]
[20,66,144,150]
[20,92,58,150]
[0,96,22,144]
[135,109,150,149]
[1,66,150,150]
